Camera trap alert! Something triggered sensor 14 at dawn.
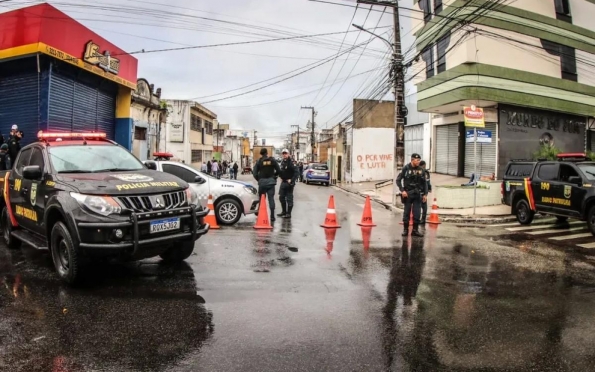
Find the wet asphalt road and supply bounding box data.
[2,175,595,372]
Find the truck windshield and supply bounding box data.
[577,163,595,180]
[49,145,145,173]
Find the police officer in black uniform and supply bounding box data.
[278,149,298,219]
[420,160,432,224]
[253,147,282,221]
[396,153,428,237]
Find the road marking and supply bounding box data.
[578,242,595,249]
[505,221,582,232]
[527,227,587,236]
[549,233,593,241]
[491,218,555,227]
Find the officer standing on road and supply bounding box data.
[396,153,428,237]
[419,160,432,224]
[253,147,282,221]
[278,149,298,219]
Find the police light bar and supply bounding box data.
[37,131,107,139]
[557,153,586,158]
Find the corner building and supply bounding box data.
[411,0,595,179]
[0,4,137,148]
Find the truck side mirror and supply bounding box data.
[568,176,582,185]
[145,161,157,170]
[23,165,42,180]
[195,176,206,184]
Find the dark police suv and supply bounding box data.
[501,153,595,235]
[0,131,210,284]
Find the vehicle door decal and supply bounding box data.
[3,172,18,227]
[30,182,38,206]
[524,177,536,211]
[564,185,571,199]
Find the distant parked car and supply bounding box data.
[302,163,330,186]
[145,161,259,225]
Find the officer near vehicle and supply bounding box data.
[277,149,298,219]
[396,153,428,237]
[419,160,432,224]
[253,147,282,221]
[7,124,21,162]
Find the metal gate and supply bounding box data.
[48,69,116,139]
[435,124,459,175]
[0,72,38,147]
[464,122,497,178]
[405,123,424,160]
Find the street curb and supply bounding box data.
[331,184,547,225]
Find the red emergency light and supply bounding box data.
[37,131,107,139]
[557,153,586,158]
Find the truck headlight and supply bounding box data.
[243,186,257,194]
[70,193,122,216]
[185,188,199,206]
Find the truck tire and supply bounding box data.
[50,221,82,285]
[160,240,195,263]
[515,199,534,225]
[587,206,595,236]
[2,207,20,249]
[216,198,242,225]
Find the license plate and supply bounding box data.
[150,218,180,234]
[315,172,325,175]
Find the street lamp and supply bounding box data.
[352,24,393,50]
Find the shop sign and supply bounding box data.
[466,130,492,143]
[83,41,120,75]
[464,105,485,128]
[169,123,184,143]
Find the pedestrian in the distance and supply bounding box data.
[298,162,304,182]
[232,162,239,180]
[212,160,219,178]
[0,144,10,171]
[277,149,298,219]
[201,162,208,173]
[7,125,21,163]
[207,160,212,174]
[253,147,281,221]
[419,160,432,224]
[396,153,427,237]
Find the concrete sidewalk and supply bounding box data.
[333,174,518,224]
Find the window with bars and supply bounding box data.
[434,0,442,14]
[422,46,434,78]
[191,150,202,163]
[190,114,202,132]
[420,0,431,23]
[205,121,213,135]
[541,39,577,82]
[436,34,449,73]
[134,127,147,140]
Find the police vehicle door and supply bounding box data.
[161,163,209,206]
[532,163,559,212]
[558,163,585,218]
[26,148,47,234]
[8,148,38,232]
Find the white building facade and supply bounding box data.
[130,78,166,161]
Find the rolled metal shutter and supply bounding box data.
[435,125,449,174]
[405,124,424,160]
[96,91,115,139]
[446,124,459,176]
[0,72,39,147]
[464,122,497,178]
[48,73,75,133]
[73,82,97,133]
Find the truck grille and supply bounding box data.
[117,191,187,212]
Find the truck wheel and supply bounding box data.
[2,207,20,249]
[515,199,534,225]
[160,241,195,262]
[216,198,242,225]
[50,222,81,285]
[587,206,595,236]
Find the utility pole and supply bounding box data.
[301,106,315,162]
[355,0,404,206]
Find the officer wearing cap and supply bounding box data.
[253,147,282,220]
[396,153,428,237]
[8,124,21,163]
[278,148,298,218]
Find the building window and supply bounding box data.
[436,34,450,74]
[541,39,577,82]
[554,0,571,23]
[422,46,434,78]
[190,114,202,132]
[205,121,213,135]
[419,0,431,23]
[434,0,442,14]
[134,127,146,140]
[191,150,202,163]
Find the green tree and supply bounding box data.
[533,144,560,161]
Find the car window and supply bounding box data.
[506,163,533,177]
[162,164,197,183]
[559,164,579,182]
[29,148,45,171]
[577,163,595,181]
[15,148,32,175]
[537,164,558,181]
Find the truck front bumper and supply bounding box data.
[75,205,210,256]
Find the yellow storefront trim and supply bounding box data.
[0,42,136,90]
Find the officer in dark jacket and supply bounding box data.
[253,147,282,220]
[396,153,428,237]
[420,160,432,224]
[278,149,298,219]
[0,144,10,171]
[7,125,21,163]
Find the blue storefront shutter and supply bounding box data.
[96,90,115,139]
[0,72,39,147]
[48,72,75,133]
[73,81,97,133]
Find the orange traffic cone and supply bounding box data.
[254,194,273,230]
[357,196,376,227]
[361,227,372,251]
[324,228,337,256]
[399,210,414,226]
[321,195,341,228]
[205,195,220,230]
[427,198,441,225]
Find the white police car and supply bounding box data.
[144,160,259,225]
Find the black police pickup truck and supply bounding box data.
[502,153,595,235]
[0,131,209,284]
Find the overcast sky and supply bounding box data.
[2,0,418,147]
